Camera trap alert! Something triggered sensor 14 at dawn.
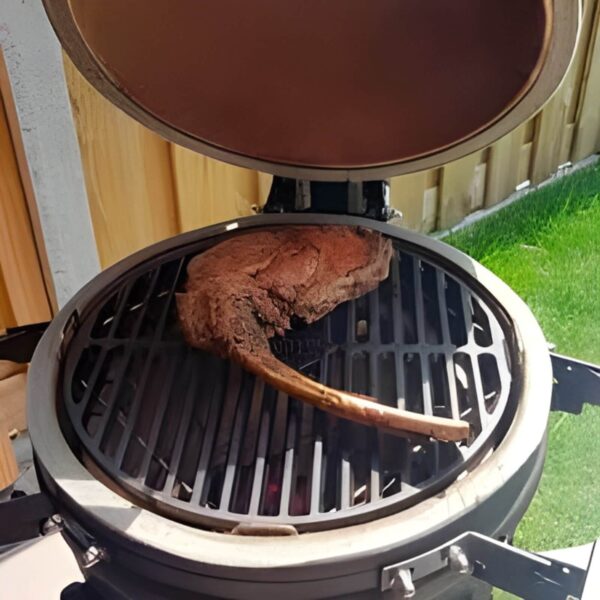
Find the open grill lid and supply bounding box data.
[44,0,579,182]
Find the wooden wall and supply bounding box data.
[1,1,600,329]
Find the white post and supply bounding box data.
[0,0,100,308]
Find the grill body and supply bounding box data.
[28,215,552,599]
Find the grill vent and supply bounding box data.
[62,241,514,532]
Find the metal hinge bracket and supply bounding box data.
[263,176,399,221]
[381,531,589,599]
[0,321,50,363]
[551,352,600,414]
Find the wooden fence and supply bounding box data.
[1,0,600,329]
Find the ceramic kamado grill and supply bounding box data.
[3,2,600,599]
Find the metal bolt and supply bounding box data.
[390,568,416,598]
[0,485,13,503]
[448,545,471,575]
[42,514,63,535]
[386,208,404,225]
[81,545,107,569]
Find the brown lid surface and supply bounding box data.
[45,0,577,179]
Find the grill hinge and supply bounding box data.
[381,531,593,599]
[0,321,50,363]
[263,177,402,221]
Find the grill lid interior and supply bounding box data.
[43,0,578,180]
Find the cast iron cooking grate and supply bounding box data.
[61,237,514,532]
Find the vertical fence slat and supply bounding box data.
[531,0,598,183]
[572,0,600,162]
[170,145,261,232]
[257,172,274,207]
[0,268,15,332]
[389,171,429,232]
[0,49,58,315]
[485,124,529,207]
[63,57,179,268]
[437,151,487,230]
[0,91,52,325]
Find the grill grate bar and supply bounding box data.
[248,405,271,516]
[279,402,297,517]
[261,391,288,515]
[336,304,357,511]
[460,288,489,429]
[219,371,249,511]
[369,430,381,503]
[413,257,434,417]
[73,281,134,421]
[136,350,181,483]
[163,354,200,494]
[369,287,381,344]
[436,271,461,420]
[391,252,404,343]
[209,365,243,505]
[348,293,357,343]
[82,378,175,479]
[443,352,461,420]
[309,350,330,515]
[368,351,381,502]
[310,436,323,514]
[189,365,229,505]
[291,400,315,517]
[91,270,162,449]
[482,301,512,388]
[114,260,185,468]
[242,379,267,463]
[230,377,265,514]
[412,257,426,348]
[413,256,439,479]
[391,259,406,410]
[340,453,351,510]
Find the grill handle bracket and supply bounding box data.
[550,352,600,414]
[0,492,56,545]
[381,531,592,599]
[0,322,50,363]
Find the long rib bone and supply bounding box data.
[176,226,470,442]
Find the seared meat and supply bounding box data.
[177,225,469,441]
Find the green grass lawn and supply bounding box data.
[446,161,600,552]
